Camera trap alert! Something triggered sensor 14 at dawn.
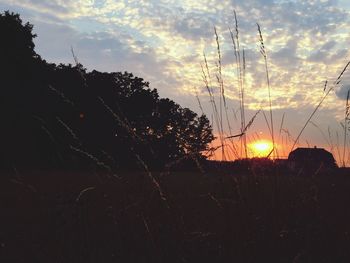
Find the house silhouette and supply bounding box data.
[288,147,337,174]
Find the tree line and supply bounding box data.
[0,11,214,171]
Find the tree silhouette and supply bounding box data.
[0,11,214,171]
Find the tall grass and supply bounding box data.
[202,13,272,161]
[214,26,229,161]
[229,10,247,158]
[257,23,276,159]
[199,12,350,165]
[201,53,228,159]
[200,11,252,161]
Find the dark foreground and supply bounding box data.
[1,170,350,263]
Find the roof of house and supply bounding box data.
[288,147,337,166]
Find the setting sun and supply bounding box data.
[249,140,273,157]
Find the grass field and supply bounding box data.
[1,169,350,262]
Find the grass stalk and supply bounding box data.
[214,26,231,160]
[201,53,226,160]
[290,61,350,152]
[343,89,350,167]
[257,23,275,159]
[230,10,247,158]
[309,121,333,153]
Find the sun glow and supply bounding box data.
[249,140,273,157]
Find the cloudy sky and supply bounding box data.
[1,0,350,161]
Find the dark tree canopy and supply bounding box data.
[0,11,214,171]
[0,11,37,61]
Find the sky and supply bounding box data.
[1,0,350,162]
